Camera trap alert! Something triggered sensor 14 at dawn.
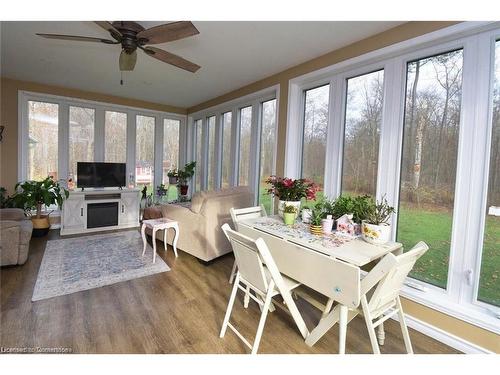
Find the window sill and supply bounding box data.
[401,284,500,335]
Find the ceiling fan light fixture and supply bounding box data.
[119,49,137,71]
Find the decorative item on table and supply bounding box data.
[283,204,298,226]
[67,173,75,191]
[309,206,324,235]
[6,176,69,237]
[301,206,312,224]
[167,169,179,185]
[177,161,196,197]
[321,214,334,234]
[336,214,361,237]
[156,183,168,203]
[265,175,320,218]
[361,196,395,245]
[128,173,135,189]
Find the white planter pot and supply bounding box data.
[321,217,334,234]
[361,221,391,245]
[278,200,301,219]
[301,208,312,224]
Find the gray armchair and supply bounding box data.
[0,208,33,266]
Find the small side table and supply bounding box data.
[141,218,179,263]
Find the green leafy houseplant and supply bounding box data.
[10,176,69,219]
[363,196,396,225]
[177,161,197,196]
[167,169,178,178]
[309,206,324,235]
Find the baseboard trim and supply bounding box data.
[392,313,493,354]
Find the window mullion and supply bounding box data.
[154,115,163,190]
[94,107,105,162]
[329,76,346,199]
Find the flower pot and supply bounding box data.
[309,224,323,236]
[361,221,391,245]
[31,215,51,237]
[168,176,178,185]
[283,212,296,226]
[301,208,312,224]
[179,185,189,196]
[321,216,334,234]
[278,200,301,219]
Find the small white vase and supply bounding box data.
[361,221,391,245]
[321,215,334,234]
[278,200,301,219]
[301,208,312,224]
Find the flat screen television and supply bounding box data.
[77,162,126,189]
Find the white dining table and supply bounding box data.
[238,215,403,353]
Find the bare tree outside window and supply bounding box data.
[478,41,500,307]
[69,106,95,182]
[195,119,203,191]
[135,115,155,193]
[163,119,180,201]
[397,49,463,289]
[28,101,59,181]
[342,70,384,197]
[302,85,329,188]
[105,111,127,163]
[259,99,277,214]
[238,106,252,186]
[207,116,216,190]
[221,112,232,188]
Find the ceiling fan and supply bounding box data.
[36,21,201,76]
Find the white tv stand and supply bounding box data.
[60,188,140,236]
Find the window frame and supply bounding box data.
[18,90,186,195]
[285,22,500,333]
[187,85,279,204]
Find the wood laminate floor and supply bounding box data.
[0,229,459,354]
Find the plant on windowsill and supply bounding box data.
[167,169,179,185]
[283,204,298,226]
[309,206,324,236]
[361,196,396,245]
[156,184,168,204]
[8,176,69,237]
[177,161,197,196]
[265,176,320,218]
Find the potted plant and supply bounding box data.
[283,204,297,226]
[301,204,312,224]
[177,161,197,196]
[9,176,69,237]
[361,196,396,245]
[265,176,320,218]
[156,184,168,204]
[167,169,179,185]
[309,206,324,236]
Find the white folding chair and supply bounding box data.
[229,205,267,284]
[219,223,308,354]
[306,241,429,354]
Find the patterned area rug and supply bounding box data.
[32,230,170,301]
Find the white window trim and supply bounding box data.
[18,90,187,192]
[286,21,500,334]
[188,85,280,207]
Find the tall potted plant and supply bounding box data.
[361,196,396,245]
[177,161,197,197]
[265,176,320,218]
[9,176,69,237]
[167,169,179,185]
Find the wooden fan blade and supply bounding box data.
[94,21,122,39]
[137,21,199,44]
[36,33,118,44]
[143,47,200,73]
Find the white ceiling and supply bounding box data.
[1,21,403,108]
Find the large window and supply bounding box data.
[259,99,277,214]
[135,115,155,192]
[69,106,95,180]
[302,84,329,188]
[195,119,203,191]
[221,112,232,188]
[207,116,217,190]
[478,41,500,307]
[342,70,384,197]
[163,119,180,201]
[27,101,59,181]
[238,106,252,186]
[397,49,464,289]
[104,111,127,163]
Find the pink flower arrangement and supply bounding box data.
[265,176,320,201]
